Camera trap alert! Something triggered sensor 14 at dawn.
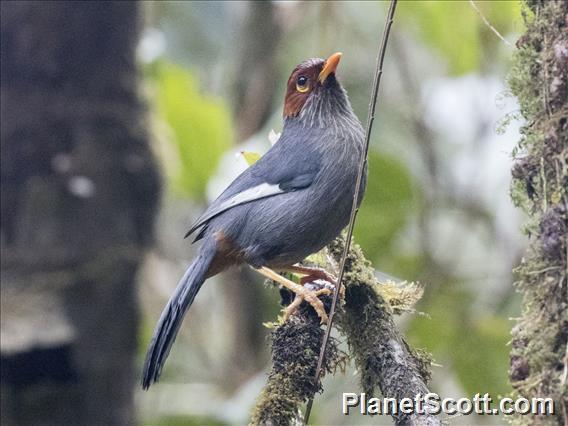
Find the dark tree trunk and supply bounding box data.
[232,1,283,143]
[508,1,567,424]
[0,1,161,425]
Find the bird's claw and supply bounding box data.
[299,267,337,286]
[299,268,345,299]
[283,286,332,324]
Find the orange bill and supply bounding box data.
[318,52,342,83]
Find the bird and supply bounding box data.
[142,52,366,389]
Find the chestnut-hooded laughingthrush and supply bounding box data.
[142,52,367,389]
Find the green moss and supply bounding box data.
[508,1,567,424]
[250,315,342,425]
[329,236,433,394]
[251,235,433,424]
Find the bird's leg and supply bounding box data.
[254,266,331,324]
[279,264,344,299]
[282,264,337,286]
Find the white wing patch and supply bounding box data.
[222,182,283,209]
[185,182,284,237]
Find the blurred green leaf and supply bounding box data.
[454,314,511,397]
[153,61,232,199]
[398,1,521,75]
[354,151,415,262]
[240,150,261,166]
[384,254,428,282]
[407,286,511,397]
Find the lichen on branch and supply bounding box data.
[330,237,438,426]
[250,305,343,425]
[251,235,439,425]
[508,1,568,424]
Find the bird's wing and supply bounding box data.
[184,132,321,239]
[184,182,285,238]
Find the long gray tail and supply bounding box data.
[142,242,216,389]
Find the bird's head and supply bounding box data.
[284,52,354,126]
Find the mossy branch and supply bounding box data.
[250,298,343,425]
[330,238,439,426]
[251,236,440,425]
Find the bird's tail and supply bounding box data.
[142,241,216,390]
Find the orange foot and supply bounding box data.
[283,286,332,323]
[254,266,331,324]
[285,265,344,299]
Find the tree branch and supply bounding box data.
[250,299,342,425]
[251,235,440,425]
[330,238,440,426]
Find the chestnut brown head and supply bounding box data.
[283,52,343,118]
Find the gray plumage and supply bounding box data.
[142,58,366,389]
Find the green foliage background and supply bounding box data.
[149,61,233,200]
[139,1,525,424]
[399,1,521,74]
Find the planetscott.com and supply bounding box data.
[342,392,555,416]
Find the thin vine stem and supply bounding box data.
[303,0,398,423]
[469,0,513,47]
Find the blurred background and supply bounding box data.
[1,1,526,425]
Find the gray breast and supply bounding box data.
[240,135,364,267]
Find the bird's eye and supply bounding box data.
[296,76,309,93]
